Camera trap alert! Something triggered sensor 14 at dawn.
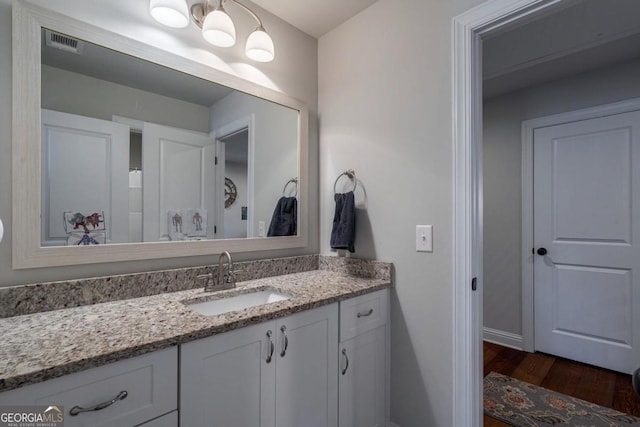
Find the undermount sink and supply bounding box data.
[183,288,291,317]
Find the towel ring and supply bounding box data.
[282,178,298,197]
[333,170,357,194]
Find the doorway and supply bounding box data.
[218,128,250,239]
[453,0,640,425]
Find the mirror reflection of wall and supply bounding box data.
[39,28,299,246]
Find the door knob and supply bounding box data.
[536,248,547,256]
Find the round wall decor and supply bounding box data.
[225,177,237,208]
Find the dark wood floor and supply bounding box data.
[483,341,640,427]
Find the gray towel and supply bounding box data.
[330,191,355,252]
[267,196,297,237]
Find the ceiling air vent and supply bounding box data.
[44,30,84,54]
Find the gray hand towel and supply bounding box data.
[267,196,297,237]
[330,191,355,252]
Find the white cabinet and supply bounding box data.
[0,347,178,427]
[338,289,389,427]
[0,290,388,427]
[180,303,339,427]
[180,320,274,427]
[274,304,339,427]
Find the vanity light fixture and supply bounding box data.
[149,0,275,62]
[149,0,190,28]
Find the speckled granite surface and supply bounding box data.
[0,255,392,393]
[0,255,320,318]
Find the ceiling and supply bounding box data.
[250,0,378,38]
[40,0,381,106]
[42,29,233,107]
[483,0,640,98]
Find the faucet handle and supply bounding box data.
[224,267,246,286]
[196,272,213,282]
[196,272,214,289]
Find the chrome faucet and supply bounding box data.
[198,251,237,292]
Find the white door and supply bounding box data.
[180,321,276,427]
[142,122,215,241]
[41,109,129,245]
[534,109,640,374]
[274,304,339,427]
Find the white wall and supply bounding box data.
[0,0,317,287]
[209,91,298,237]
[483,58,640,337]
[319,0,484,425]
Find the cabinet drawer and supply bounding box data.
[0,347,177,427]
[339,289,388,341]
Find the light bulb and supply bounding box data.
[202,7,236,47]
[149,0,190,29]
[246,28,275,62]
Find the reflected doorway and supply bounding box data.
[217,128,249,239]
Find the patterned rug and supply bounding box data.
[484,371,640,426]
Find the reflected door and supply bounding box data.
[142,122,215,241]
[533,110,640,373]
[41,109,129,246]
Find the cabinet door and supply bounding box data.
[338,326,387,427]
[274,304,339,427]
[180,321,276,427]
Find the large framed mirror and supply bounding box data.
[12,1,308,268]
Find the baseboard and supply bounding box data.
[483,327,523,350]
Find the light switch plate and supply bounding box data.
[416,225,433,252]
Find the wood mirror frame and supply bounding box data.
[12,1,308,269]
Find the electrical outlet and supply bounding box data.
[416,225,433,252]
[258,221,266,237]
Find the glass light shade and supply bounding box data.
[202,8,236,47]
[246,29,275,62]
[149,0,189,28]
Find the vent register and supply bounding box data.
[44,29,84,54]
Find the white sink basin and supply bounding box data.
[184,289,291,317]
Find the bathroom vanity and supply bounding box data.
[0,256,391,427]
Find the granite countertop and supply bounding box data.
[0,256,392,393]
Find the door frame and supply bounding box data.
[520,97,640,353]
[211,115,256,239]
[452,0,568,425]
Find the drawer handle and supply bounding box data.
[357,308,374,318]
[341,349,349,375]
[266,330,275,363]
[280,325,289,357]
[69,390,128,416]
